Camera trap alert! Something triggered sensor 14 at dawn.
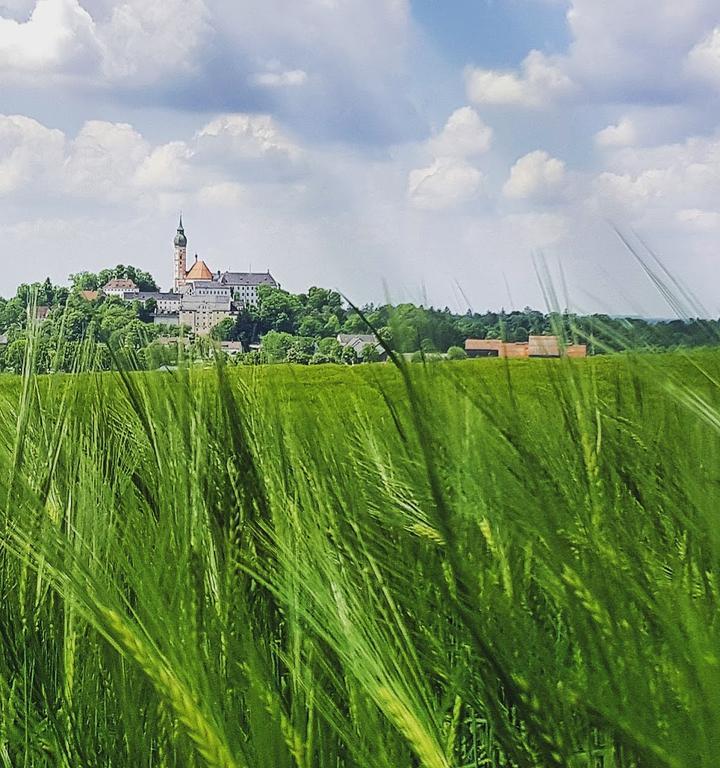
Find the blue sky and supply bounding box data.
[1,0,720,315]
[412,0,570,68]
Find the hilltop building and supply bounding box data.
[172,217,278,307]
[105,218,279,336]
[103,278,139,297]
[464,336,587,359]
[167,217,279,334]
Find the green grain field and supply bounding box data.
[1,351,719,767]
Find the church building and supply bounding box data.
[169,217,279,335]
[173,217,278,305]
[110,218,279,336]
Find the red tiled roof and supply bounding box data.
[185,259,213,281]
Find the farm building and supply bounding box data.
[465,335,587,359]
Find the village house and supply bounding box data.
[102,278,139,298]
[337,333,387,360]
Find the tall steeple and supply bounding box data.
[173,214,188,292]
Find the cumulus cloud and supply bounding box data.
[0,0,421,145]
[135,142,194,192]
[98,0,210,81]
[65,121,150,201]
[0,0,211,82]
[595,119,637,148]
[428,106,492,158]
[194,114,304,182]
[566,0,720,96]
[0,111,306,206]
[503,150,567,201]
[687,27,720,86]
[465,1,720,112]
[465,50,573,108]
[407,157,483,210]
[0,0,100,74]
[0,114,65,194]
[592,133,720,228]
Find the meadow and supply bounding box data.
[1,350,719,767]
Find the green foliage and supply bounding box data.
[361,343,381,363]
[3,271,720,375]
[446,346,467,360]
[211,317,235,341]
[340,345,358,365]
[2,343,720,767]
[0,287,168,374]
[71,264,159,292]
[260,330,295,362]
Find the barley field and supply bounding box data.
[1,351,719,767]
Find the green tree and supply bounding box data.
[317,337,342,362]
[211,317,235,341]
[256,286,303,334]
[70,271,100,291]
[447,346,467,360]
[340,346,358,365]
[261,330,296,363]
[361,344,381,363]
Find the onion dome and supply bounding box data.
[174,215,187,247]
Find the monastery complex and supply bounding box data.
[103,218,278,336]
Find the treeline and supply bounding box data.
[0,269,719,372]
[215,285,720,359]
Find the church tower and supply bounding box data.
[173,215,188,292]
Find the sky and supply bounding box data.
[1,0,720,316]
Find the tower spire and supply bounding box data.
[173,215,188,292]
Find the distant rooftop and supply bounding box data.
[185,258,213,281]
[103,278,138,291]
[124,292,179,301]
[218,271,278,287]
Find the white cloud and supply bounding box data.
[98,0,210,81]
[566,0,720,95]
[0,0,210,82]
[0,0,100,73]
[65,121,150,201]
[250,68,308,88]
[592,134,720,224]
[595,118,637,148]
[687,26,720,86]
[197,114,302,162]
[465,50,573,108]
[135,142,194,191]
[407,157,483,210]
[503,150,567,201]
[428,106,492,158]
[0,111,308,206]
[0,114,65,194]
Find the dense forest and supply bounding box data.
[0,265,719,372]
